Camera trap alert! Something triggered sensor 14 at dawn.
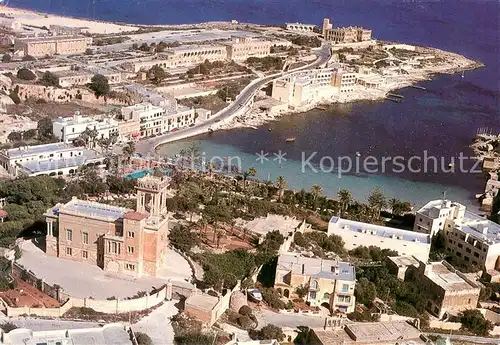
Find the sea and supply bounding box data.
[7,0,500,208]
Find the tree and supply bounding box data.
[258,230,284,255]
[275,176,287,201]
[2,54,11,63]
[22,55,35,61]
[368,187,386,220]
[9,88,20,104]
[37,117,54,142]
[89,74,110,97]
[355,277,377,306]
[251,324,285,342]
[148,65,167,85]
[0,321,18,333]
[338,189,352,216]
[17,68,36,81]
[122,141,136,162]
[41,71,59,87]
[169,225,199,252]
[135,332,153,345]
[7,132,22,142]
[85,48,93,55]
[460,309,493,336]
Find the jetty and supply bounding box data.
[410,85,426,90]
[386,93,404,99]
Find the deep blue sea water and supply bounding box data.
[8,0,500,206]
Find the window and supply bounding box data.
[125,263,135,271]
[127,231,135,238]
[82,250,88,259]
[108,241,120,254]
[310,280,318,289]
[83,232,89,245]
[66,229,73,241]
[66,247,72,256]
[341,284,349,293]
[309,291,316,300]
[127,246,134,254]
[458,243,463,248]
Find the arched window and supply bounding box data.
[323,292,331,300]
[310,280,318,289]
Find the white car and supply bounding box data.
[247,289,262,302]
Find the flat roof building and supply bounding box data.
[44,175,171,277]
[224,36,272,62]
[14,35,92,57]
[322,18,372,44]
[0,323,135,345]
[52,113,119,144]
[414,199,500,277]
[0,142,104,177]
[274,253,356,313]
[310,321,425,345]
[328,216,431,261]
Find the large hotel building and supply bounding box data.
[14,36,92,57]
[44,175,170,277]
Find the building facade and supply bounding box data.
[406,260,481,318]
[52,114,119,144]
[321,18,372,44]
[271,68,356,107]
[285,22,317,32]
[54,69,122,88]
[44,175,170,277]
[414,199,500,275]
[274,253,356,313]
[0,142,104,177]
[14,36,92,57]
[224,36,272,61]
[328,216,431,261]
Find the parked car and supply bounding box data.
[247,289,263,302]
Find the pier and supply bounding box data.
[410,85,426,90]
[386,93,404,99]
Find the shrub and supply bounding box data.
[0,322,18,332]
[295,284,308,299]
[460,309,493,336]
[17,68,36,81]
[135,332,153,345]
[250,324,285,342]
[237,315,253,329]
[239,305,252,316]
[261,288,285,310]
[2,54,11,63]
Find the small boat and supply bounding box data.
[356,152,361,157]
[285,137,296,142]
[208,127,214,133]
[268,128,272,131]
[250,126,258,130]
[461,71,465,78]
[449,163,455,168]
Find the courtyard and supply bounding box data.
[17,241,193,300]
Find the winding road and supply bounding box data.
[136,44,331,155]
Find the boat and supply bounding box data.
[285,137,296,142]
[208,127,214,133]
[449,163,455,168]
[250,126,258,130]
[356,152,361,157]
[461,71,465,78]
[268,128,272,131]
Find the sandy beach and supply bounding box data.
[0,6,139,34]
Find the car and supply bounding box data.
[189,123,195,127]
[172,128,178,132]
[247,289,263,302]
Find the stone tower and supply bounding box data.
[322,18,333,36]
[135,175,170,217]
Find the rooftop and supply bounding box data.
[1,142,80,159]
[423,262,479,292]
[2,323,133,345]
[185,293,219,312]
[53,197,130,222]
[329,217,430,244]
[243,214,301,237]
[459,210,500,245]
[19,151,103,173]
[387,255,420,268]
[312,321,424,345]
[171,44,225,54]
[277,252,355,281]
[16,35,90,43]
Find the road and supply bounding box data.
[136,44,331,155]
[255,309,326,329]
[426,332,500,344]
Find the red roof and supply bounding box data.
[123,211,148,221]
[0,210,7,217]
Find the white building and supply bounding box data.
[328,216,431,262]
[0,142,104,177]
[0,323,135,344]
[272,68,356,107]
[415,199,500,278]
[285,22,316,32]
[224,36,272,61]
[52,114,119,143]
[121,102,196,138]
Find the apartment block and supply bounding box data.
[44,175,170,277]
[272,68,355,107]
[414,199,500,277]
[328,216,431,261]
[274,253,356,313]
[14,35,92,57]
[52,113,119,144]
[224,36,272,61]
[121,102,195,138]
[0,142,104,177]
[53,69,121,88]
[403,259,481,318]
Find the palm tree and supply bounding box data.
[122,141,136,163]
[337,189,352,217]
[368,187,387,220]
[241,167,257,189]
[310,184,323,201]
[389,198,399,215]
[275,176,287,202]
